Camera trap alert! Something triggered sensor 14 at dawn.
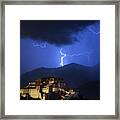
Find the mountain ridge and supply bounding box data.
[21,63,98,75]
[20,63,100,88]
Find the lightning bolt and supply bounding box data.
[59,48,93,66]
[32,40,47,48]
[59,27,98,66]
[67,51,92,64]
[88,27,100,35]
[88,25,100,35]
[60,48,66,66]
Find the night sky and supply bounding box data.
[20,20,100,74]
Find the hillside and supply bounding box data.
[20,63,100,88]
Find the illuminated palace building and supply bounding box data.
[20,77,75,100]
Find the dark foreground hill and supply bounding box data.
[78,80,100,100]
[21,63,100,88]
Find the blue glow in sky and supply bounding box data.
[20,20,100,74]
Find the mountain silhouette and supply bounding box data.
[20,63,100,88]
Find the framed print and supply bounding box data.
[0,0,119,119]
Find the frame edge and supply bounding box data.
[0,0,119,119]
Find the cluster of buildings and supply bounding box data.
[20,77,75,100]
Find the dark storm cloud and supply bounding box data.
[20,20,99,46]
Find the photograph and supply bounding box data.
[20,20,100,100]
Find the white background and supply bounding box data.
[5,5,115,115]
